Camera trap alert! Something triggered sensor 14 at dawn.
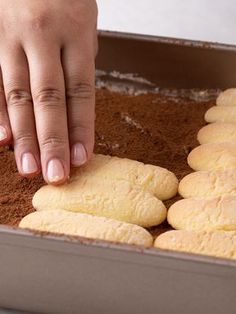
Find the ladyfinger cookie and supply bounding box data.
[197,123,236,144]
[216,88,236,106]
[187,141,236,171]
[19,210,153,247]
[72,154,178,201]
[33,178,167,228]
[179,168,236,198]
[154,230,236,259]
[168,196,236,231]
[205,106,236,123]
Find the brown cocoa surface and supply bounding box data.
[0,89,214,230]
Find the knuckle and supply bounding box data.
[66,81,94,101]
[26,12,51,32]
[69,124,90,135]
[6,89,32,108]
[69,0,97,27]
[14,132,34,145]
[35,88,63,105]
[69,124,94,145]
[69,116,95,132]
[40,135,67,150]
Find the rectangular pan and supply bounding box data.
[0,31,236,314]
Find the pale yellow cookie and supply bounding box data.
[187,141,236,171]
[168,195,236,231]
[179,168,236,198]
[33,178,167,228]
[19,210,153,247]
[205,106,236,123]
[72,154,178,200]
[216,88,236,106]
[154,230,236,259]
[197,122,236,144]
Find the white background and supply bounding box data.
[97,0,236,45]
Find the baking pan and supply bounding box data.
[1,31,236,314]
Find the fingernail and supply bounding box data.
[0,126,7,141]
[47,158,65,183]
[22,153,38,174]
[71,143,87,166]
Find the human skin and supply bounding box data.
[0,0,98,184]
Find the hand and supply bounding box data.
[0,0,98,184]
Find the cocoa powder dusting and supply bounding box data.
[0,89,214,229]
[0,149,44,226]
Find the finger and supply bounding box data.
[0,69,12,146]
[0,46,40,176]
[25,44,70,184]
[62,41,95,167]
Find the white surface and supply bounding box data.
[97,0,236,45]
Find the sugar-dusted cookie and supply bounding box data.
[168,195,236,231]
[72,154,178,201]
[197,122,236,144]
[205,106,236,123]
[154,230,236,259]
[216,88,236,106]
[187,141,236,171]
[179,168,236,198]
[33,178,167,228]
[19,210,153,246]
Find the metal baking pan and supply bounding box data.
[1,31,236,314]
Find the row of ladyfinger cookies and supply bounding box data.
[20,151,236,259]
[19,154,178,246]
[157,88,236,259]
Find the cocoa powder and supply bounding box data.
[0,89,214,228]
